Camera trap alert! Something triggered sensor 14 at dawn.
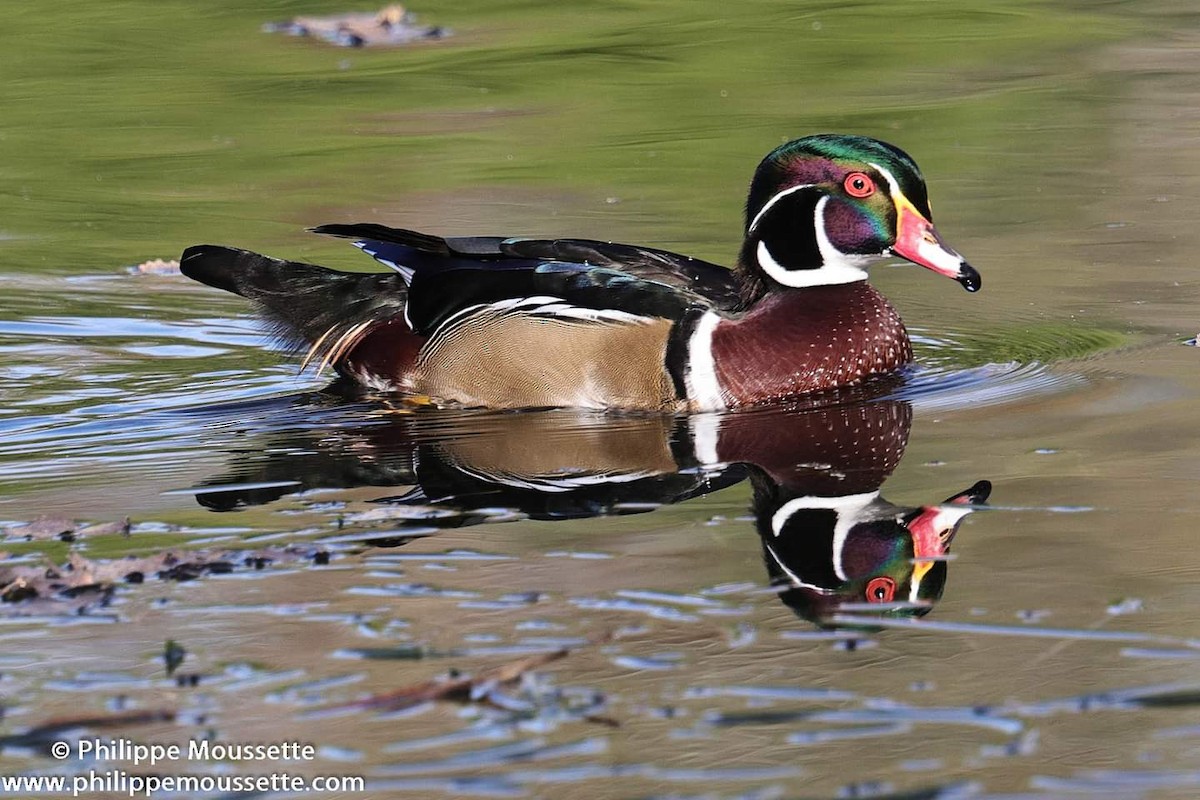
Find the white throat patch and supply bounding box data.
[770,491,882,582]
[754,195,870,288]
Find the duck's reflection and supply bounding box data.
[192,394,988,626]
[759,474,989,623]
[700,400,988,623]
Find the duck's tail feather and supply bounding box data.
[180,244,409,371]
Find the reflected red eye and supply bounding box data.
[844,172,875,198]
[865,576,896,603]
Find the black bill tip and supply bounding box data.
[963,479,992,504]
[956,263,981,292]
[942,479,992,506]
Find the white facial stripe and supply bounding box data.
[747,183,815,234]
[684,310,726,412]
[770,491,881,583]
[868,162,901,198]
[755,196,870,288]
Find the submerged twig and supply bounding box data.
[325,631,615,715]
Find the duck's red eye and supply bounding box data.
[865,576,896,603]
[844,172,875,198]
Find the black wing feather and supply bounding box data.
[500,237,741,310]
[311,222,742,313]
[403,261,705,336]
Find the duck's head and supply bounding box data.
[763,479,991,628]
[738,134,979,303]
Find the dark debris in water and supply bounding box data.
[708,709,812,727]
[163,639,186,677]
[828,782,982,800]
[0,545,331,615]
[1117,688,1200,709]
[335,644,436,661]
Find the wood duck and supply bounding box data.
[181,134,980,411]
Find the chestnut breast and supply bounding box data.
[712,282,911,406]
